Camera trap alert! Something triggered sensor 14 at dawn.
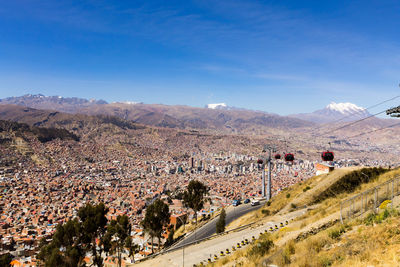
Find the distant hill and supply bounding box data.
[0,94,315,133]
[0,119,79,143]
[0,94,107,113]
[0,104,292,161]
[0,99,399,163]
[0,104,145,139]
[2,95,399,143]
[76,102,315,132]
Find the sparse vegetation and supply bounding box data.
[215,168,400,267]
[313,167,388,203]
[328,224,346,239]
[247,234,274,258]
[379,199,392,209]
[261,209,270,216]
[364,208,398,225]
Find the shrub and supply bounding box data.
[164,229,174,247]
[266,201,271,206]
[379,199,392,209]
[364,208,397,225]
[281,249,291,264]
[318,256,333,267]
[303,186,311,192]
[286,240,295,255]
[286,193,291,199]
[328,225,346,239]
[261,209,270,216]
[305,236,329,253]
[247,239,274,257]
[0,253,13,267]
[290,203,297,209]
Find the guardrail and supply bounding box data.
[340,176,400,223]
[135,220,259,264]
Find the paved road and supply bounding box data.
[173,200,265,248]
[135,205,309,267]
[136,220,275,267]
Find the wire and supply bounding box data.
[345,121,400,139]
[315,109,387,138]
[286,94,400,152]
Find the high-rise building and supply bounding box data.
[190,157,194,169]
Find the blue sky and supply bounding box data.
[0,0,399,115]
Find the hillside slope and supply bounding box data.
[209,167,400,267]
[0,94,316,134]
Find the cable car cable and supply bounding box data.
[345,121,400,140]
[315,109,387,138]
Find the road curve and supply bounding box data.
[173,200,265,248]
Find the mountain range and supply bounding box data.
[0,94,107,113]
[1,94,400,163]
[0,94,397,139]
[0,94,314,134]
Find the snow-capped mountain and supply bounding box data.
[112,101,143,105]
[321,102,369,117]
[290,102,370,123]
[206,103,228,110]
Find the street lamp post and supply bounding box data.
[182,245,185,267]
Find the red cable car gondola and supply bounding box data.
[284,153,294,162]
[321,151,334,161]
[274,154,281,160]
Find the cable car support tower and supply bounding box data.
[261,145,275,201]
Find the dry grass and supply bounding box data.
[208,245,254,267]
[290,167,400,227]
[319,211,400,267]
[209,168,400,267]
[227,167,359,230]
[261,208,400,267]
